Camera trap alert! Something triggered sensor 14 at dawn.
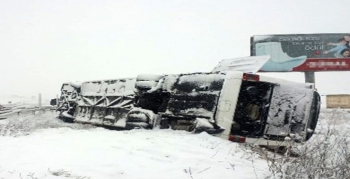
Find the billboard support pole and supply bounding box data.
[304,71,315,84]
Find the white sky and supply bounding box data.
[1,0,350,99]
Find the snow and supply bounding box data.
[162,74,179,91]
[149,73,225,93]
[61,82,82,96]
[177,73,224,91]
[135,81,158,89]
[0,112,268,179]
[179,107,214,118]
[212,55,271,74]
[136,74,164,82]
[128,108,156,121]
[194,118,214,129]
[265,83,313,137]
[1,106,348,178]
[81,79,136,96]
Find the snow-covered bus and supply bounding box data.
[57,70,320,146]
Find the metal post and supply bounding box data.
[304,71,315,84]
[38,93,42,108]
[56,94,59,107]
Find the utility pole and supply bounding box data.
[304,71,315,84]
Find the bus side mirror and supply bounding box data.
[50,98,57,106]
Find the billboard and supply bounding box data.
[251,33,350,72]
[326,94,350,109]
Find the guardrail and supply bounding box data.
[0,108,56,119]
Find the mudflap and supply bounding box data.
[59,116,75,123]
[193,118,225,135]
[59,111,75,123]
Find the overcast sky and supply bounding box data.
[1,0,350,99]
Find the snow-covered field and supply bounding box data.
[0,112,268,179]
[0,109,349,179]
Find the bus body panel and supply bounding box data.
[215,71,243,139]
[56,71,320,146]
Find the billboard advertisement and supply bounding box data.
[251,33,350,72]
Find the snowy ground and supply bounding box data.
[0,112,268,179]
[0,109,349,179]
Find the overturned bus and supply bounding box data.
[56,70,320,146]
